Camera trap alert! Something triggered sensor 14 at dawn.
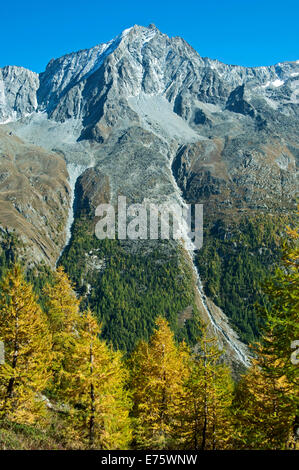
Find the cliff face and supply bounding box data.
[0,66,39,123]
[0,24,298,366]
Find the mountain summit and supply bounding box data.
[1,24,298,125]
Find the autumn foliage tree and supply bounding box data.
[129,317,189,449]
[232,360,296,449]
[62,309,132,449]
[0,265,52,424]
[43,266,82,398]
[177,326,234,450]
[43,268,132,449]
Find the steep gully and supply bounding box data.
[60,151,250,367]
[168,154,250,367]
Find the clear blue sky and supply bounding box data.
[1,0,298,72]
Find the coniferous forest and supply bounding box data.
[0,215,298,450]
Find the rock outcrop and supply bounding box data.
[0,66,39,123]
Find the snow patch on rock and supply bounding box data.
[272,79,284,87]
[128,94,200,143]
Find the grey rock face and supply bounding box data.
[0,66,39,122]
[1,25,298,149]
[225,85,256,117]
[25,25,297,144]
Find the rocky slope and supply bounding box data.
[0,24,298,367]
[0,66,39,123]
[0,126,70,265]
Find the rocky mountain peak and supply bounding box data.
[0,25,298,129]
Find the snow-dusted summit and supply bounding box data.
[1,24,298,131]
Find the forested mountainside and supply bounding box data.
[0,222,298,449]
[0,24,298,363]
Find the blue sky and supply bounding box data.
[1,0,298,72]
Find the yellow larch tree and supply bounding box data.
[0,265,52,424]
[43,266,82,398]
[177,326,234,450]
[129,316,189,450]
[232,357,296,449]
[62,309,132,449]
